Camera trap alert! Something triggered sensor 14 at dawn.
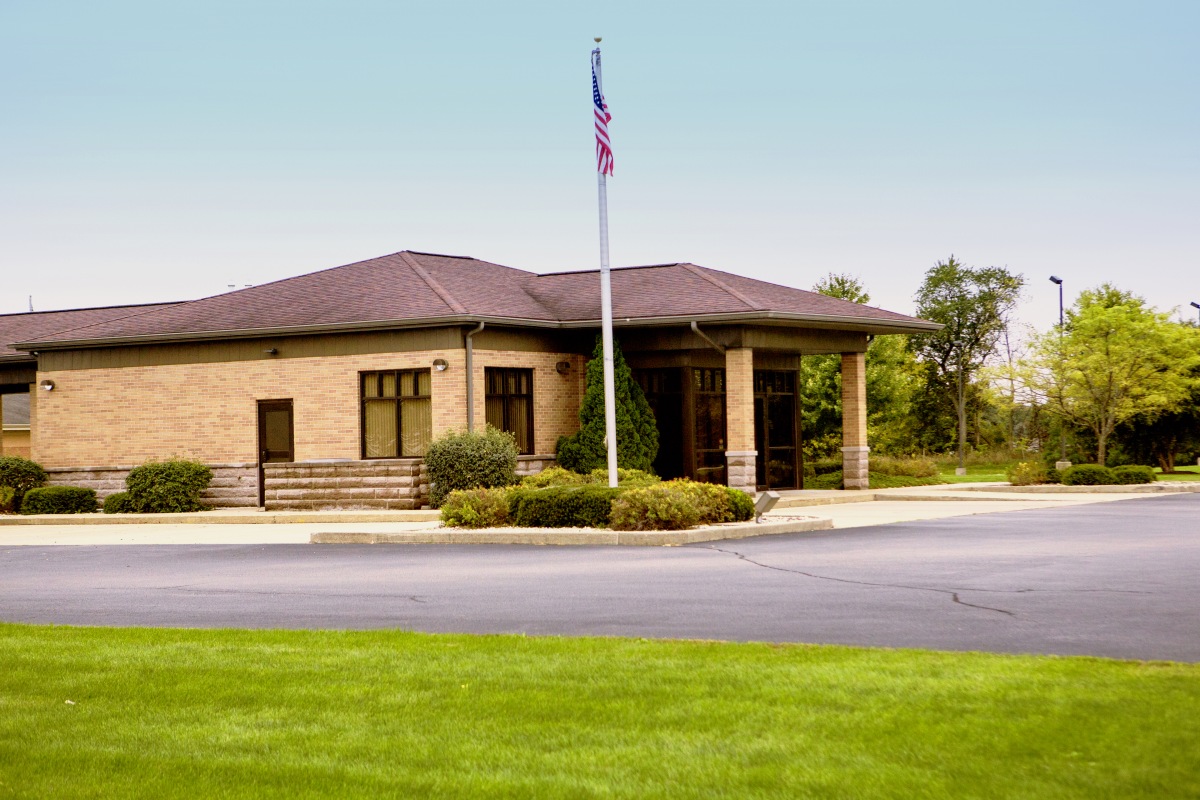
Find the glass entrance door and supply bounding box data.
[754,371,798,489]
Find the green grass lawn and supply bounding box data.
[936,462,1014,483]
[1156,466,1200,481]
[2,625,1198,798]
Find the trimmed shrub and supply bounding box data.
[441,487,512,528]
[1061,464,1117,486]
[609,485,701,531]
[0,455,47,510]
[425,426,519,508]
[1007,461,1050,486]
[810,459,843,477]
[20,486,97,515]
[520,466,590,489]
[508,485,620,528]
[125,459,213,513]
[589,467,661,489]
[1111,465,1157,485]
[871,456,939,478]
[103,492,137,514]
[1046,468,1062,485]
[0,486,16,514]
[808,472,843,490]
[726,487,755,522]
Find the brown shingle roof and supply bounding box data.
[1,303,180,361]
[16,251,936,349]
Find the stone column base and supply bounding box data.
[842,445,870,490]
[725,450,758,494]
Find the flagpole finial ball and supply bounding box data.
[594,37,602,42]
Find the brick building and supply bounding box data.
[3,251,938,508]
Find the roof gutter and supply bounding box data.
[13,310,942,352]
[690,321,726,354]
[464,321,485,432]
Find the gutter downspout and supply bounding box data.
[690,321,726,354]
[465,321,485,432]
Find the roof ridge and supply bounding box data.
[0,301,179,321]
[397,252,468,314]
[679,264,763,311]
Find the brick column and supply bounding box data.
[724,347,756,493]
[841,352,869,490]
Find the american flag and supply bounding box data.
[592,57,613,176]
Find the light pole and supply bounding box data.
[955,340,966,476]
[1190,301,1200,325]
[1049,276,1067,464]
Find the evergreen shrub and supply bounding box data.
[440,487,512,528]
[609,485,700,531]
[1111,465,1157,485]
[556,336,658,473]
[725,487,755,521]
[0,455,47,510]
[1061,464,1117,486]
[103,492,137,514]
[520,466,590,489]
[425,426,519,508]
[20,486,97,515]
[0,486,16,513]
[589,467,660,488]
[507,485,619,528]
[810,459,843,477]
[124,459,213,513]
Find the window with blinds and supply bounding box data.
[361,370,432,458]
[485,367,534,455]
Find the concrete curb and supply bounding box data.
[310,517,833,546]
[954,483,1200,494]
[0,509,442,526]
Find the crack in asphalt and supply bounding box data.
[697,544,1017,617]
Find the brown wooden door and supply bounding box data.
[257,400,294,505]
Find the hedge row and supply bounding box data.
[440,469,755,531]
[1008,462,1157,487]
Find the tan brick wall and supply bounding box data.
[724,347,755,452]
[33,347,584,469]
[470,350,585,455]
[840,352,868,448]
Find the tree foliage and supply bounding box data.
[801,274,920,457]
[908,256,1024,455]
[556,336,659,473]
[1022,285,1200,464]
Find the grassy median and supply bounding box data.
[1,624,1197,798]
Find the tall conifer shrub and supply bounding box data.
[556,336,659,473]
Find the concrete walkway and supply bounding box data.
[2,481,1195,546]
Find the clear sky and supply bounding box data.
[2,0,1197,333]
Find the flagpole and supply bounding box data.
[593,41,619,488]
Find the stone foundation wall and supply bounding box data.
[515,455,556,477]
[264,460,429,511]
[44,455,558,513]
[45,463,258,508]
[724,450,757,494]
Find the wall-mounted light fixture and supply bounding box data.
[432,358,449,372]
[555,361,572,375]
[263,348,278,356]
[38,379,55,391]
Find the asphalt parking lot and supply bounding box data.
[2,493,1197,661]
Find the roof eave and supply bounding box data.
[14,310,940,351]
